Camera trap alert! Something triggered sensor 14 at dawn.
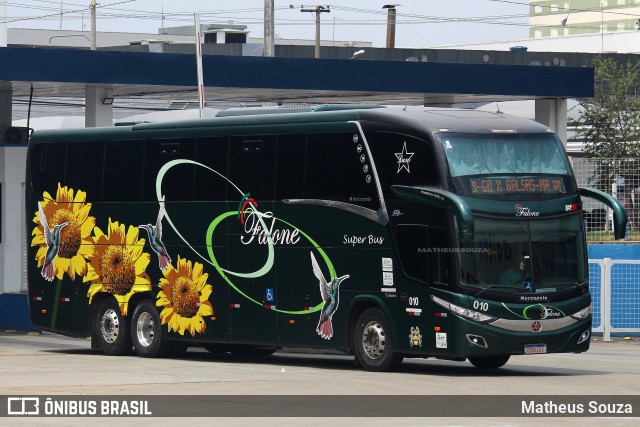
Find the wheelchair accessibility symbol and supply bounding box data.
[265,288,274,302]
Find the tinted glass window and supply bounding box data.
[29,143,66,197]
[366,132,441,198]
[228,135,276,202]
[275,134,306,200]
[394,224,449,284]
[441,134,571,177]
[459,215,586,292]
[65,141,104,202]
[143,138,196,202]
[103,140,144,202]
[194,136,229,202]
[305,132,377,209]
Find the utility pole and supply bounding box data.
[301,5,330,58]
[1,0,7,48]
[383,4,399,49]
[264,0,274,57]
[90,0,96,50]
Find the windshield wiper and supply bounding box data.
[469,284,521,298]
[561,280,588,293]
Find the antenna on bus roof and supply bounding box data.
[495,103,503,114]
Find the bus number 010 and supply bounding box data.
[473,301,488,311]
[408,297,419,306]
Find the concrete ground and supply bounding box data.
[0,332,638,426]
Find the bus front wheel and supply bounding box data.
[95,297,132,356]
[354,307,403,372]
[131,299,172,358]
[468,355,510,369]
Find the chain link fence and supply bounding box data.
[571,157,640,243]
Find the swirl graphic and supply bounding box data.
[155,158,334,315]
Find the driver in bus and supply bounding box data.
[500,253,531,285]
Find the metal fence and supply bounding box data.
[589,258,640,340]
[571,157,640,243]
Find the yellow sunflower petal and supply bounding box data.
[87,284,104,303]
[197,301,214,317]
[200,285,213,301]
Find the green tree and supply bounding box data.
[571,56,640,192]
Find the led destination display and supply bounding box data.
[469,176,566,195]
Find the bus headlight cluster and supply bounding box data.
[431,295,496,324]
[570,304,592,320]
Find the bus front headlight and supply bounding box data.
[570,304,592,320]
[431,295,497,324]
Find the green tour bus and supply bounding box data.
[26,105,627,371]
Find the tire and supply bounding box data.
[95,297,132,356]
[131,299,172,358]
[468,355,510,369]
[354,307,403,372]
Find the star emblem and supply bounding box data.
[395,142,414,174]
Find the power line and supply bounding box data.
[2,0,140,25]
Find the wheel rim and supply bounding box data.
[136,311,155,348]
[100,308,120,344]
[361,320,386,360]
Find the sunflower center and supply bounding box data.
[172,277,200,318]
[51,210,81,259]
[100,245,136,295]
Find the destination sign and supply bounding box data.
[469,176,566,194]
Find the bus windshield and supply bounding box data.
[458,215,587,294]
[439,134,574,198]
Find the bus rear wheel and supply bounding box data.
[95,297,132,356]
[468,355,510,369]
[131,299,172,358]
[354,307,403,372]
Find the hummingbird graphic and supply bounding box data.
[138,196,172,271]
[38,202,68,282]
[311,252,349,340]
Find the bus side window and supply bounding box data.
[394,224,448,285]
[29,142,66,197]
[65,141,105,202]
[275,134,306,200]
[305,132,377,209]
[103,140,144,202]
[194,136,229,202]
[228,135,277,201]
[366,132,440,197]
[143,138,196,202]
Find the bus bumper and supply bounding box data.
[449,317,592,357]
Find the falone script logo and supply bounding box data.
[514,204,540,217]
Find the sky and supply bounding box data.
[4,0,531,48]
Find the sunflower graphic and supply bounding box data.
[31,183,96,282]
[85,218,152,315]
[156,256,213,336]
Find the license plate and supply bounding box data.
[524,343,547,354]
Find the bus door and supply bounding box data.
[392,221,451,353]
[226,135,278,344]
[271,134,320,346]
[193,136,233,343]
